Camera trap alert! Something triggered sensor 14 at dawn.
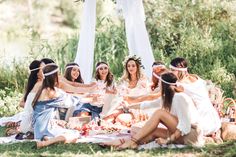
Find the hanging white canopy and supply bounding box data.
[75,0,154,82]
[74,0,96,83]
[117,0,154,77]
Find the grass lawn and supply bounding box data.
[0,127,235,157]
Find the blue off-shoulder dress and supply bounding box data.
[32,89,82,140]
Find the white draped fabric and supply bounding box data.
[74,0,96,83]
[117,0,154,78]
[75,0,154,81]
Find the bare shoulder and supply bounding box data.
[189,74,199,82]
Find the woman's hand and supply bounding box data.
[89,82,97,87]
[123,96,133,104]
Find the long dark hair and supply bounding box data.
[122,55,144,82]
[32,64,59,108]
[41,58,55,64]
[64,63,84,83]
[23,60,41,102]
[170,57,188,80]
[170,57,188,68]
[161,72,179,111]
[95,61,113,87]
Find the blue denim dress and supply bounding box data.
[32,90,82,140]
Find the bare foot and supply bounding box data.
[65,138,78,144]
[42,136,49,141]
[101,138,126,147]
[117,139,138,150]
[36,141,46,149]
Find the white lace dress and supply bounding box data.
[170,92,200,136]
[179,78,221,135]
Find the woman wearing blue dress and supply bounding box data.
[32,64,82,148]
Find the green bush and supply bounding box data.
[0,89,23,117]
[0,0,235,117]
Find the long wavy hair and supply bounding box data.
[121,55,144,82]
[170,57,188,80]
[32,64,59,108]
[95,61,114,87]
[64,63,84,83]
[23,60,41,102]
[161,72,182,111]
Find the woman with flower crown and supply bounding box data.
[119,55,149,96]
[123,61,167,110]
[102,55,150,126]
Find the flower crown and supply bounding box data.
[123,55,145,69]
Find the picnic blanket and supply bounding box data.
[76,133,187,150]
[0,133,187,150]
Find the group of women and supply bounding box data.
[17,56,221,148]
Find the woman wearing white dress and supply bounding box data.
[124,61,167,110]
[119,55,149,96]
[103,55,150,123]
[19,60,44,133]
[107,72,203,148]
[169,57,221,136]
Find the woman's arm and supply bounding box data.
[59,76,96,87]
[58,80,96,94]
[124,92,161,104]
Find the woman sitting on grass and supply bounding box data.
[58,62,85,120]
[123,61,167,110]
[102,55,150,125]
[169,57,221,137]
[32,64,82,148]
[105,72,204,148]
[64,62,84,84]
[19,60,44,134]
[41,58,96,94]
[63,62,96,88]
[73,61,116,120]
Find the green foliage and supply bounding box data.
[144,0,236,98]
[94,19,128,78]
[0,0,235,116]
[0,89,23,117]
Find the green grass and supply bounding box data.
[0,126,236,157]
[0,141,236,157]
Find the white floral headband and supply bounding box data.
[152,72,179,86]
[43,67,59,77]
[152,65,166,69]
[96,64,109,71]
[29,67,40,72]
[169,65,188,72]
[65,65,80,70]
